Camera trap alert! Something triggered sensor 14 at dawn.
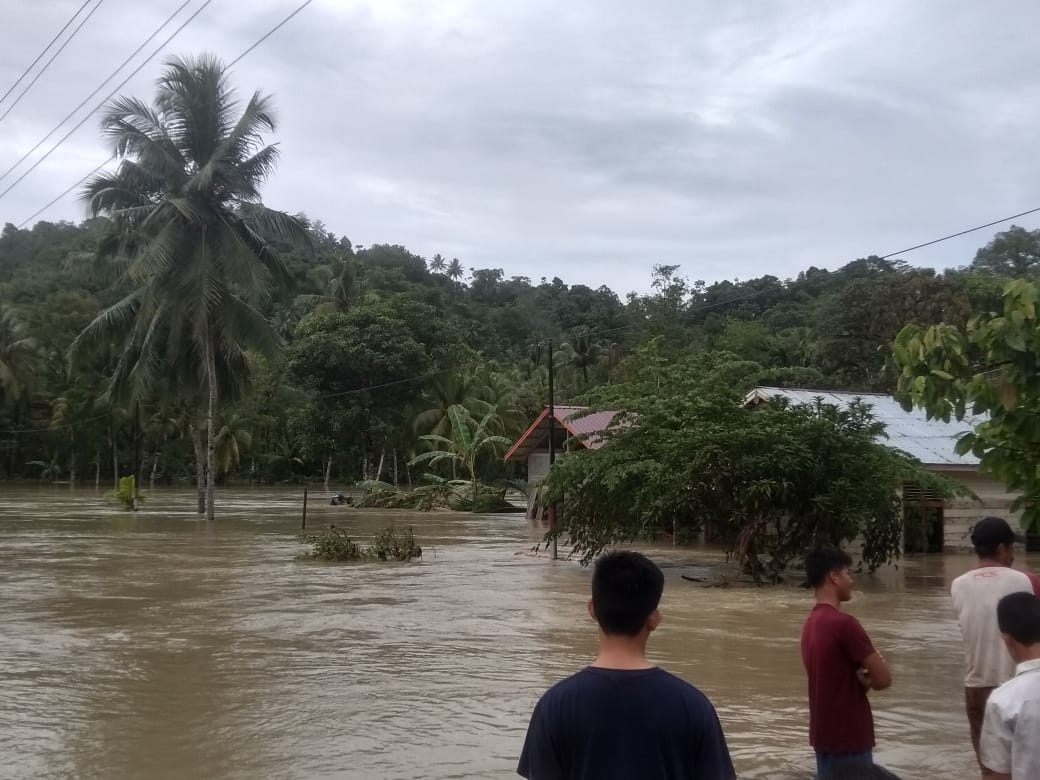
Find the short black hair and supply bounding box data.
[591,551,664,636]
[997,592,1040,645]
[805,547,852,589]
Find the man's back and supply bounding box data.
[952,567,1032,686]
[981,661,1040,778]
[517,666,734,780]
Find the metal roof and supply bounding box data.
[503,405,620,462]
[743,387,984,467]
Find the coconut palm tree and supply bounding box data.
[74,55,308,520]
[412,371,491,438]
[446,257,465,284]
[215,412,252,477]
[0,306,40,408]
[556,327,604,387]
[429,253,446,273]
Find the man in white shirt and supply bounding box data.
[950,516,1033,777]
[980,592,1040,779]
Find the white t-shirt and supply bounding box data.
[980,658,1040,778]
[951,566,1033,688]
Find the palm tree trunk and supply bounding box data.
[324,457,332,491]
[204,326,218,522]
[69,429,76,488]
[393,449,398,487]
[192,424,205,514]
[111,420,118,490]
[95,450,100,490]
[375,448,385,482]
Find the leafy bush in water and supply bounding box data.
[369,525,422,561]
[109,475,139,510]
[302,525,363,560]
[302,524,421,562]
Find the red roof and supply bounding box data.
[503,405,621,462]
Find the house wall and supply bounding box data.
[527,452,551,488]
[935,469,1025,551]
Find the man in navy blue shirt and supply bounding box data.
[517,551,735,779]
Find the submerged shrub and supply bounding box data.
[301,524,421,562]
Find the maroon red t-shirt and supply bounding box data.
[800,603,877,753]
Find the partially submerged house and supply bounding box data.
[504,405,619,519]
[744,387,1024,552]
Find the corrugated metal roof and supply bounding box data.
[503,405,620,462]
[744,387,983,467]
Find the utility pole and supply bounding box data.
[547,338,557,560]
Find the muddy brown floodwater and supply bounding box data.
[0,488,1024,779]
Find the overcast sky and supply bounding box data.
[1,0,1038,294]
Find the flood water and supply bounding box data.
[0,488,1020,779]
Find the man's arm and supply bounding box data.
[859,651,892,691]
[844,617,891,691]
[690,702,736,780]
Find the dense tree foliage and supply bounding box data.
[541,346,955,578]
[894,278,1040,531]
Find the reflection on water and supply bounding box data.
[0,488,1021,779]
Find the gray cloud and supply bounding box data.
[2,0,1039,293]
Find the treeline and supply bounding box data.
[0,215,1031,489]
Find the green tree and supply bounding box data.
[215,413,252,477]
[0,306,39,408]
[75,55,307,519]
[893,278,1040,530]
[971,225,1040,277]
[429,253,446,273]
[447,258,465,283]
[544,346,951,580]
[409,405,511,509]
[556,327,604,389]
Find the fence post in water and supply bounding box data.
[302,487,308,529]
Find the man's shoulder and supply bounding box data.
[539,667,710,703]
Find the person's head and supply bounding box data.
[998,591,1040,663]
[805,546,854,602]
[970,516,1024,565]
[588,551,664,638]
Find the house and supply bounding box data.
[504,405,620,519]
[743,387,1026,552]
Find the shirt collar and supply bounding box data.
[1016,658,1040,676]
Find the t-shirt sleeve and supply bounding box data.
[979,696,1013,774]
[841,616,877,664]
[690,702,736,780]
[517,698,563,780]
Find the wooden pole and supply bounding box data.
[302,487,308,529]
[548,338,557,561]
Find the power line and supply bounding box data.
[0,0,216,205]
[9,0,319,220]
[878,206,1040,259]
[229,0,317,67]
[0,0,194,187]
[17,157,112,229]
[0,0,107,127]
[0,0,94,109]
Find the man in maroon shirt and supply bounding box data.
[801,547,892,779]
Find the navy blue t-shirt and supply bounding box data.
[517,666,735,780]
